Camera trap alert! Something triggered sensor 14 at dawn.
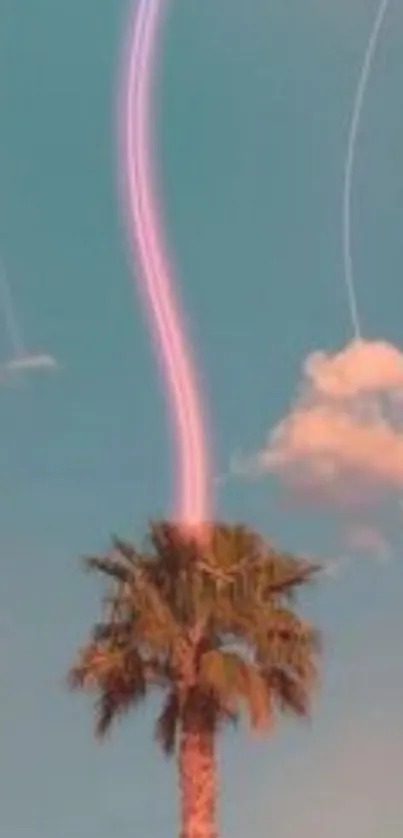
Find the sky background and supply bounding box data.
[0,0,402,835]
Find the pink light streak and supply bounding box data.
[117,0,211,538]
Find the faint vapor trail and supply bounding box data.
[342,0,391,340]
[117,0,211,535]
[0,256,25,357]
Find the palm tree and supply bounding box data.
[68,521,321,838]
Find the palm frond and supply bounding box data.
[199,649,271,731]
[84,555,131,584]
[267,667,312,719]
[87,546,181,653]
[94,683,145,738]
[111,536,151,570]
[155,690,180,755]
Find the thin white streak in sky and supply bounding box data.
[342,0,391,339]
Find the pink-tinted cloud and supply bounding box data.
[344,524,391,561]
[243,339,403,506]
[265,403,403,494]
[305,339,403,399]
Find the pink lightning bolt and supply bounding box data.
[117,0,211,540]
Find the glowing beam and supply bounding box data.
[117,0,211,537]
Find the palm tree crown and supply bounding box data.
[69,520,320,743]
[69,520,320,838]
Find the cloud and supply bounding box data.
[320,554,351,579]
[266,403,403,497]
[305,340,403,399]
[240,339,403,506]
[0,353,58,376]
[344,524,392,562]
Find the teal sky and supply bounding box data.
[0,0,402,835]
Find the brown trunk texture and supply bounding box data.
[178,725,218,838]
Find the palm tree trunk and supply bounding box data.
[178,724,218,838]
